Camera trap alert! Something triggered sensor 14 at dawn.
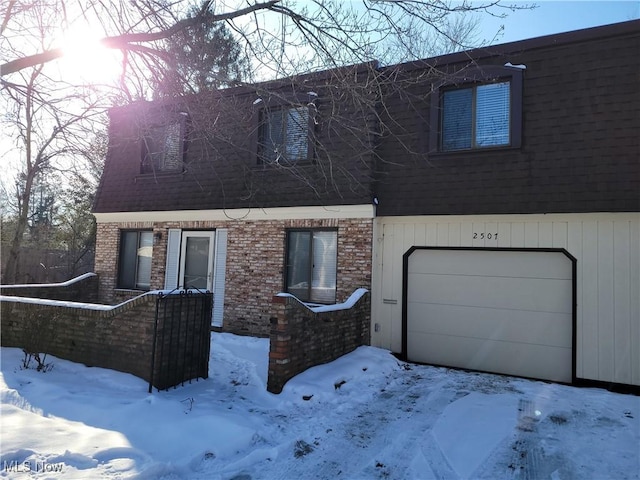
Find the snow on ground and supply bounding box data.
[1,333,639,479]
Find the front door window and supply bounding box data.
[179,231,215,291]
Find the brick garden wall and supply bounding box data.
[1,277,212,390]
[1,294,157,381]
[267,291,370,394]
[94,217,373,338]
[0,273,99,303]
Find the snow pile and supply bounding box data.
[1,333,638,479]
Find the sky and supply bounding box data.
[476,0,639,45]
[1,333,639,479]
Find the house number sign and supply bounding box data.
[473,232,498,240]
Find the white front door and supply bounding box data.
[179,231,215,291]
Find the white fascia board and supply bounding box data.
[376,212,640,224]
[94,204,375,224]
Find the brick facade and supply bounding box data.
[94,217,373,337]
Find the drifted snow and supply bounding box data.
[275,288,368,312]
[1,333,638,479]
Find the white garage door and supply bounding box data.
[406,248,574,383]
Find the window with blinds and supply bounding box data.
[441,81,511,151]
[141,118,186,174]
[258,106,310,164]
[286,229,337,304]
[118,230,153,290]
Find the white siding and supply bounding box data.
[613,221,632,384]
[372,213,640,386]
[631,221,640,386]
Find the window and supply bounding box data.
[430,66,523,153]
[285,230,337,304]
[442,82,510,150]
[258,106,310,164]
[118,231,153,290]
[141,117,186,174]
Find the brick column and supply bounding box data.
[266,291,370,394]
[267,295,293,393]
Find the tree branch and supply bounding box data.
[1,0,281,76]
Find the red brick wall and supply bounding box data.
[1,294,157,381]
[267,291,371,393]
[1,292,211,390]
[94,217,373,337]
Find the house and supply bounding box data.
[92,63,379,337]
[93,20,640,389]
[370,20,640,389]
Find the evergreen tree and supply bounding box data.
[154,10,250,97]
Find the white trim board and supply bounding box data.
[94,204,375,224]
[377,212,640,224]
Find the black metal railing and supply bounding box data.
[149,289,213,392]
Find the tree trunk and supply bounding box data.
[3,76,36,285]
[3,173,33,284]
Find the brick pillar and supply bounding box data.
[266,290,370,394]
[267,295,292,394]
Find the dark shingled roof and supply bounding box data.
[94,20,640,216]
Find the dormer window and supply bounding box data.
[258,105,311,165]
[141,115,187,174]
[442,81,511,151]
[430,66,523,153]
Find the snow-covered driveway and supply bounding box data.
[1,333,638,479]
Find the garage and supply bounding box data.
[403,247,575,383]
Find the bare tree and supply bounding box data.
[0,2,112,282]
[0,80,105,282]
[53,132,107,278]
[1,1,527,81]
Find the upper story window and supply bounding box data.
[442,81,510,150]
[431,66,523,153]
[118,230,153,290]
[258,105,311,165]
[141,115,187,174]
[285,229,337,304]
